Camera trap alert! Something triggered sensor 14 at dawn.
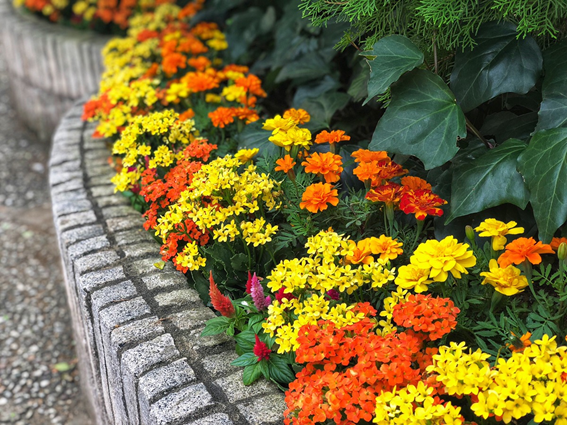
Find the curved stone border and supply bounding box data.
[49,101,285,425]
[0,0,109,142]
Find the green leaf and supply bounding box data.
[232,352,259,367]
[242,363,262,385]
[293,75,340,108]
[536,39,567,131]
[237,122,277,157]
[234,329,256,352]
[201,316,231,336]
[447,139,529,222]
[230,253,249,272]
[53,362,73,372]
[362,35,424,104]
[300,91,350,129]
[518,128,567,242]
[451,22,542,113]
[275,53,331,83]
[347,60,370,102]
[369,69,466,169]
[268,355,296,384]
[480,111,538,143]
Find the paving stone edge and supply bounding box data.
[0,0,110,142]
[49,101,286,425]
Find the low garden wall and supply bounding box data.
[0,0,108,142]
[49,100,286,425]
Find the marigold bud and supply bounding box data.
[465,225,475,243]
[558,242,567,261]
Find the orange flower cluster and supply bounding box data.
[139,139,216,271]
[354,149,446,220]
[84,12,266,141]
[285,299,456,424]
[392,294,459,340]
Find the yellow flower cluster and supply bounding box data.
[475,218,524,251]
[111,110,198,192]
[395,236,476,292]
[374,381,463,425]
[263,295,368,353]
[263,230,397,352]
[377,287,409,335]
[262,109,312,152]
[153,153,281,270]
[429,336,567,424]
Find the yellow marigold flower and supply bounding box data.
[269,126,312,151]
[411,236,476,282]
[262,115,296,132]
[234,148,259,163]
[475,218,524,251]
[395,264,432,293]
[205,93,221,103]
[480,259,529,296]
[221,85,246,102]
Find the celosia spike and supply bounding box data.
[209,271,235,317]
[245,271,253,294]
[250,272,270,311]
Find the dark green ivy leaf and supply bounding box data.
[536,39,567,132]
[451,22,542,113]
[446,139,529,222]
[518,128,567,242]
[362,35,424,104]
[370,69,466,169]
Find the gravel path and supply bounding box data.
[0,44,93,424]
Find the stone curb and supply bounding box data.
[0,0,109,142]
[50,101,286,425]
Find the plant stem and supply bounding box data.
[433,31,439,75]
[465,116,492,149]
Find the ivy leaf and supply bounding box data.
[201,316,231,337]
[451,22,542,113]
[275,53,331,83]
[237,122,277,157]
[446,139,529,222]
[536,39,567,132]
[362,35,424,104]
[231,352,259,367]
[518,128,567,242]
[369,69,466,170]
[268,355,296,384]
[300,91,350,129]
[242,363,262,385]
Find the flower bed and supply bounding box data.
[50,102,286,424]
[58,1,567,424]
[0,0,108,142]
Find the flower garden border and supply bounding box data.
[0,0,108,142]
[50,100,286,425]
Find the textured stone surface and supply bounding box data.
[49,103,285,424]
[0,0,108,142]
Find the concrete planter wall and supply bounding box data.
[49,101,286,425]
[0,0,108,142]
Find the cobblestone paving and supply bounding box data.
[0,45,93,424]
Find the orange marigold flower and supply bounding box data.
[137,29,159,42]
[179,109,195,121]
[208,107,236,128]
[177,36,208,55]
[283,108,311,124]
[235,74,267,97]
[368,235,403,261]
[302,152,343,183]
[232,107,259,124]
[401,176,432,192]
[222,64,250,74]
[275,155,296,173]
[187,56,211,71]
[351,148,389,163]
[551,237,567,251]
[345,240,374,265]
[314,130,350,145]
[366,183,403,207]
[209,271,235,317]
[399,189,447,220]
[183,71,219,92]
[353,160,407,186]
[507,332,532,352]
[300,183,339,213]
[162,53,186,76]
[498,237,555,268]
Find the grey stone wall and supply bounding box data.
[0,0,108,143]
[50,101,286,425]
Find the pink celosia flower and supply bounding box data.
[250,272,271,310]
